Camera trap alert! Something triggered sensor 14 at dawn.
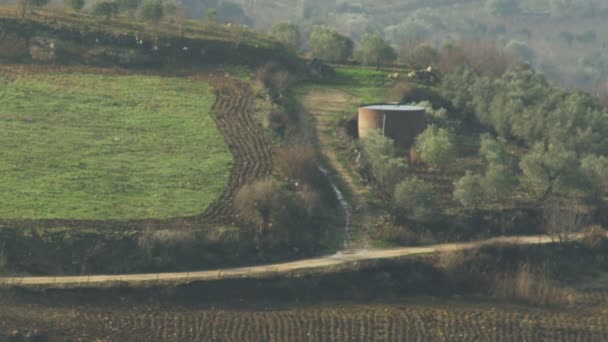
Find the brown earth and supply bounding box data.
[1,298,608,341]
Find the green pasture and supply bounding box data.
[0,73,232,220]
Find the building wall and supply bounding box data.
[358,108,384,138]
[384,110,426,148]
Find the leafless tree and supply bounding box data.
[543,197,588,244]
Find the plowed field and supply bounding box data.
[2,300,607,341]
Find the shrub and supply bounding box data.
[234,180,317,251]
[235,179,280,236]
[374,223,419,245]
[136,228,196,264]
[492,263,577,305]
[255,62,294,98]
[275,146,321,185]
[581,225,606,250]
[543,198,588,244]
[520,144,583,198]
[415,124,456,169]
[297,184,322,213]
[394,176,438,222]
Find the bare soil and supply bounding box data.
[1,297,607,341]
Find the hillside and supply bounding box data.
[233,0,608,90]
[0,5,299,69]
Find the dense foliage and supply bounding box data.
[309,26,353,63]
[354,33,397,68]
[270,23,300,52]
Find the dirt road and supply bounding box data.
[0,235,566,288]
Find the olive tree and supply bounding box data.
[354,32,397,68]
[309,26,353,63]
[360,130,408,197]
[519,143,583,199]
[453,170,485,208]
[483,164,517,202]
[580,154,608,195]
[270,23,300,53]
[394,176,438,222]
[415,125,457,169]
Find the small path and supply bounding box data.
[0,235,575,288]
[299,89,379,247]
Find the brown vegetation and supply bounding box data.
[400,42,439,69]
[543,197,588,244]
[438,40,519,77]
[581,225,607,250]
[275,145,321,184]
[234,179,281,239]
[492,263,577,306]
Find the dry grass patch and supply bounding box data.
[492,263,577,306]
[275,145,323,184]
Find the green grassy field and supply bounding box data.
[0,73,233,220]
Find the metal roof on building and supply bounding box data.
[361,104,425,111]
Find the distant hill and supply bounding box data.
[0,6,300,69]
